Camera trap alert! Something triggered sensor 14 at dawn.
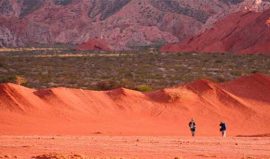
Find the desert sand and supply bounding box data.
[0,73,270,136]
[1,73,270,158]
[0,136,270,159]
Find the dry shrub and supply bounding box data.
[15,75,27,85]
[136,84,153,92]
[32,153,85,159]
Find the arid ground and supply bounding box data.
[0,136,270,159]
[1,71,270,159]
[1,1,270,158]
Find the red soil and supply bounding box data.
[161,10,270,55]
[76,39,112,51]
[1,136,270,159]
[0,73,270,136]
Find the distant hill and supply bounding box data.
[161,9,270,54]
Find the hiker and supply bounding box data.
[219,122,227,137]
[188,118,196,137]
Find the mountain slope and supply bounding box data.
[1,0,269,50]
[161,9,270,54]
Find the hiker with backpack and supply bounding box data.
[219,121,227,137]
[189,118,196,137]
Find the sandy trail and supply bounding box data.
[0,136,270,159]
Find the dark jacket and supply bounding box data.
[220,122,226,131]
[189,121,196,131]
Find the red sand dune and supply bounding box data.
[0,73,270,136]
[161,9,270,55]
[76,39,112,51]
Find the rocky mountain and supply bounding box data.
[0,0,269,50]
[161,9,270,54]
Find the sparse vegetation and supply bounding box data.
[0,75,15,83]
[18,0,44,18]
[135,84,153,92]
[0,50,269,90]
[15,75,27,85]
[150,0,210,23]
[95,80,120,90]
[88,0,131,21]
[32,153,85,159]
[54,0,73,5]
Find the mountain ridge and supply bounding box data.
[1,0,269,50]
